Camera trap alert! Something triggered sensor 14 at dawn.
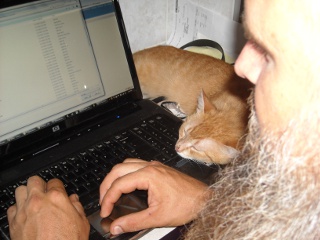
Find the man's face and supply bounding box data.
[235,0,320,135]
[184,2,320,238]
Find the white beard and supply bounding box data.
[184,96,320,240]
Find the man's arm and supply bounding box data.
[99,158,209,235]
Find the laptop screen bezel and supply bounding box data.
[0,0,142,169]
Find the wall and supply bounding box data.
[119,0,242,53]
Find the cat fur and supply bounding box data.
[133,45,252,164]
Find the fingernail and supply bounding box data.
[74,194,79,201]
[113,226,124,235]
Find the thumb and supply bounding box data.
[109,209,162,235]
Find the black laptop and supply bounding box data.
[0,0,218,239]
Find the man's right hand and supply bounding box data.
[99,158,209,235]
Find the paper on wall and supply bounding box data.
[167,0,246,61]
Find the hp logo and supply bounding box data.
[52,125,60,132]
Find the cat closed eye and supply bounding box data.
[191,146,201,152]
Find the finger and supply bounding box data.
[109,209,163,235]
[46,178,67,195]
[69,193,79,204]
[69,194,86,218]
[26,176,46,194]
[7,205,17,225]
[14,185,27,213]
[123,158,148,163]
[99,162,149,204]
[100,170,150,218]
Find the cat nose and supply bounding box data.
[175,144,181,152]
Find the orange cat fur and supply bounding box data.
[133,45,252,164]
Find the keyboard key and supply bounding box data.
[0,223,10,240]
[0,194,10,205]
[0,214,7,227]
[73,176,86,186]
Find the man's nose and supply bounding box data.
[234,41,265,85]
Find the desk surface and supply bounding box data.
[139,225,187,240]
[139,227,176,240]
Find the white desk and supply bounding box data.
[139,227,176,240]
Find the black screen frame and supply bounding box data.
[0,0,142,168]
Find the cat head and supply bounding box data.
[175,90,240,165]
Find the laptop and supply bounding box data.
[0,0,219,239]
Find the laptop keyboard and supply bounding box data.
[0,114,181,240]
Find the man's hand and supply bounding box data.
[7,176,90,240]
[99,158,209,235]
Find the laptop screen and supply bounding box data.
[0,0,141,164]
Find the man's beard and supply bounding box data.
[184,96,320,240]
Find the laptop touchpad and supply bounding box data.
[88,191,148,238]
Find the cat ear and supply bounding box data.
[196,90,217,113]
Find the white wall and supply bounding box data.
[119,0,242,53]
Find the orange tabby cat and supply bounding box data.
[133,45,252,164]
